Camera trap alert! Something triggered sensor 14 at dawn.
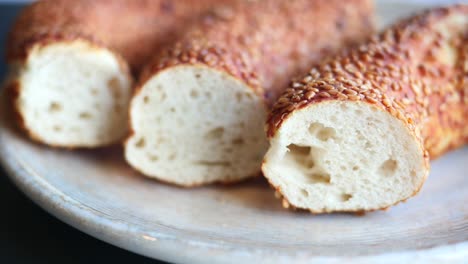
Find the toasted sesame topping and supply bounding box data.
[266,5,467,160]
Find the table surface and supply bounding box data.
[0,4,165,264]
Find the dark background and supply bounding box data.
[0,4,165,264]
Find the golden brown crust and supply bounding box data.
[7,0,235,148]
[138,0,375,104]
[6,0,233,73]
[267,5,467,159]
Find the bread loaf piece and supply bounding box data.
[262,5,468,213]
[6,0,228,147]
[125,0,374,186]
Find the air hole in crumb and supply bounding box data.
[286,144,315,169]
[79,112,92,119]
[168,153,176,160]
[317,127,336,141]
[305,159,315,169]
[308,123,322,135]
[107,77,120,90]
[236,92,243,102]
[148,155,159,162]
[195,160,231,166]
[340,193,353,202]
[190,90,199,98]
[355,109,363,115]
[287,144,311,156]
[91,88,98,95]
[340,104,349,110]
[232,138,244,145]
[352,166,359,171]
[364,141,373,149]
[170,107,176,112]
[300,189,309,197]
[143,96,150,104]
[309,122,336,141]
[161,93,167,100]
[135,138,146,148]
[410,170,416,177]
[108,78,122,99]
[379,159,398,176]
[205,92,212,99]
[340,165,347,171]
[48,102,62,112]
[205,127,225,139]
[53,126,62,132]
[195,73,201,79]
[307,173,331,184]
[245,93,254,99]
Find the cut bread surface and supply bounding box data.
[16,41,132,147]
[127,0,374,186]
[126,65,268,186]
[263,101,425,212]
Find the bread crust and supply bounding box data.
[6,0,233,148]
[6,0,231,72]
[127,0,374,186]
[137,0,375,105]
[265,5,467,212]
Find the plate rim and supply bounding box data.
[1,127,467,263]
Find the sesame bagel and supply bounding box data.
[262,5,468,213]
[125,0,374,186]
[5,0,228,147]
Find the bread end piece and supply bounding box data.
[125,65,268,186]
[11,40,132,147]
[262,101,427,213]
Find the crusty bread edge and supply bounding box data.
[262,100,429,213]
[125,63,268,187]
[7,39,133,149]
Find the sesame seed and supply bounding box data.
[305,91,316,99]
[365,96,378,104]
[318,91,331,98]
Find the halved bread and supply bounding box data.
[263,101,426,212]
[10,41,131,147]
[6,0,231,147]
[125,0,375,186]
[263,5,468,213]
[126,65,268,185]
